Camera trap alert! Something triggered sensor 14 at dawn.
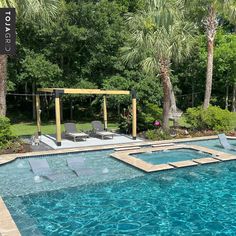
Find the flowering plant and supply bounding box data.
[153,120,161,128]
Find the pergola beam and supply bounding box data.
[37,88,54,93]
[37,88,130,95]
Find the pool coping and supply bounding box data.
[1,135,234,165]
[0,197,21,236]
[110,144,236,172]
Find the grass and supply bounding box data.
[11,113,236,137]
[11,121,119,136]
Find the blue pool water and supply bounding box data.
[134,148,212,165]
[184,138,236,154]
[4,162,236,235]
[1,138,236,235]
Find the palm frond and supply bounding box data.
[0,0,63,25]
[121,0,197,75]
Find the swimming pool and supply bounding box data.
[1,138,236,235]
[184,138,236,154]
[134,148,212,165]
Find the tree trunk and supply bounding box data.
[169,81,177,112]
[25,82,28,101]
[203,39,214,109]
[32,81,36,120]
[160,60,171,130]
[203,5,217,109]
[232,26,236,112]
[167,78,178,127]
[0,55,7,116]
[232,83,236,112]
[225,85,229,110]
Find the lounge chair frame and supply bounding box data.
[67,157,93,176]
[91,121,114,139]
[64,123,89,142]
[28,159,57,181]
[218,133,236,151]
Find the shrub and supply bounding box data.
[119,107,132,134]
[185,106,234,132]
[119,103,163,134]
[145,129,172,141]
[0,116,14,149]
[138,103,162,131]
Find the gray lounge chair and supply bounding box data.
[64,123,89,142]
[91,121,114,139]
[218,133,236,151]
[67,157,93,176]
[28,159,58,181]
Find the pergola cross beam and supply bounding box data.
[37,88,130,95]
[36,88,137,146]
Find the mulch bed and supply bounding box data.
[0,143,31,155]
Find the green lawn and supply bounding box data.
[11,122,119,136]
[11,113,236,137]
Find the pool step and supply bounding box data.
[214,155,236,161]
[193,157,220,164]
[114,146,141,151]
[151,143,175,148]
[169,160,198,168]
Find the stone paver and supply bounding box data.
[215,154,236,161]
[0,198,21,236]
[169,160,199,168]
[114,146,141,151]
[151,143,175,147]
[41,134,144,150]
[149,164,175,172]
[193,157,220,164]
[1,135,236,169]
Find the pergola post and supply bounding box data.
[55,91,62,146]
[131,90,137,140]
[36,94,41,136]
[103,95,108,130]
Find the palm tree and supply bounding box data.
[203,0,236,109]
[223,3,236,111]
[186,0,236,109]
[122,0,196,130]
[0,0,63,116]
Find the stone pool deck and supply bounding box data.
[0,197,21,236]
[0,135,225,165]
[41,134,144,150]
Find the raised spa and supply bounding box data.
[134,148,212,165]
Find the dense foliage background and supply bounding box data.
[5,0,236,124]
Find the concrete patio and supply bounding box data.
[40,134,143,150]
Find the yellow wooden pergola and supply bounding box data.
[36,88,137,146]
